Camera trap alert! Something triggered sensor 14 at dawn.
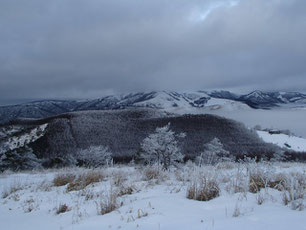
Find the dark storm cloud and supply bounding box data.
[1,0,306,104]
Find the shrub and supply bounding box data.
[291,199,304,211]
[142,165,167,182]
[117,184,136,197]
[280,173,305,206]
[248,165,278,193]
[187,177,220,201]
[96,188,118,215]
[66,170,104,192]
[1,180,25,198]
[111,171,127,186]
[232,204,241,217]
[53,173,76,187]
[76,146,112,168]
[56,203,70,214]
[249,174,266,193]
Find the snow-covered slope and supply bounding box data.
[203,98,250,111]
[0,124,48,153]
[257,131,306,152]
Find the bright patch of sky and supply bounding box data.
[189,0,239,22]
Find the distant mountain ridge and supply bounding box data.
[1,90,306,124]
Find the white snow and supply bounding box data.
[204,98,250,111]
[1,163,305,230]
[5,124,48,151]
[134,91,193,109]
[257,131,306,152]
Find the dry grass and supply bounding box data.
[247,169,305,209]
[22,198,37,213]
[290,199,304,211]
[117,184,136,197]
[281,172,305,207]
[232,204,241,217]
[1,190,10,199]
[66,170,105,192]
[187,177,220,201]
[1,181,24,199]
[143,167,160,180]
[56,203,70,214]
[249,174,266,193]
[96,188,119,215]
[53,173,76,187]
[111,171,128,186]
[249,173,285,193]
[142,166,166,182]
[256,192,265,205]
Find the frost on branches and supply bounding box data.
[196,137,233,166]
[140,123,185,170]
[76,146,113,168]
[0,146,41,171]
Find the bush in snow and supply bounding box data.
[53,173,76,187]
[280,172,305,208]
[66,170,105,192]
[96,187,119,215]
[142,164,168,182]
[140,123,185,170]
[56,203,70,215]
[196,137,232,166]
[76,146,112,168]
[187,176,220,201]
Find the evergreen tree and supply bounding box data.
[0,146,41,171]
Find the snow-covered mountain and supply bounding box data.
[239,91,306,108]
[1,90,306,124]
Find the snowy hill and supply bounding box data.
[257,131,306,152]
[0,110,280,167]
[1,90,306,124]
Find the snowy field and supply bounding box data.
[1,162,305,230]
[257,131,306,152]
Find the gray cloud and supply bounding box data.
[1,0,306,104]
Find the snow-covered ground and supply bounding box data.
[257,131,306,152]
[1,163,305,230]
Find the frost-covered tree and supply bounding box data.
[0,146,41,171]
[196,137,232,166]
[271,150,287,162]
[140,123,185,170]
[76,146,112,167]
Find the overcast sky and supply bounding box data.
[1,0,306,105]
